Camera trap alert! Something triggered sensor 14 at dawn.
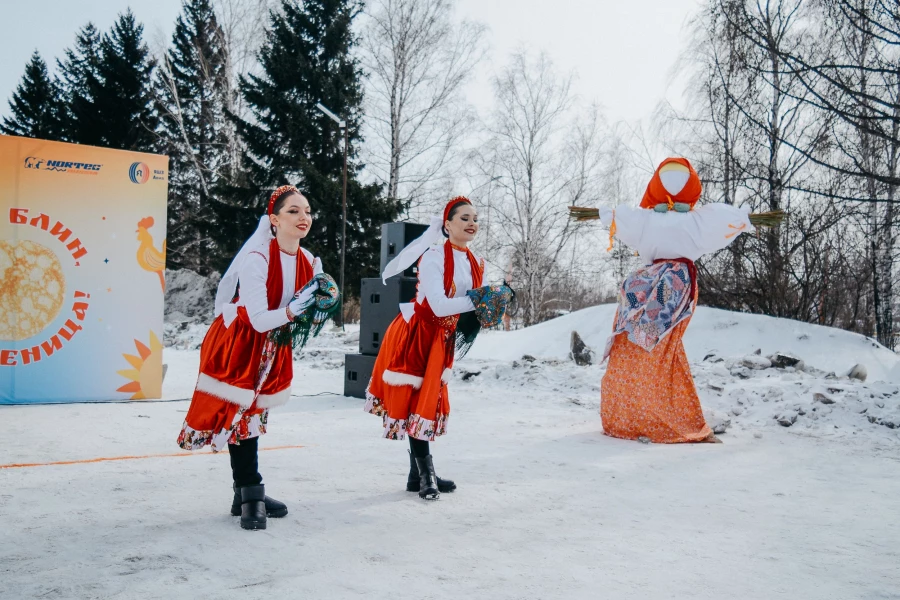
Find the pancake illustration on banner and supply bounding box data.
[0,240,66,341]
[115,331,163,399]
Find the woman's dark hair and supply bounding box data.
[442,200,472,237]
[270,190,303,236]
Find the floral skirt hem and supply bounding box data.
[364,387,447,441]
[177,409,269,453]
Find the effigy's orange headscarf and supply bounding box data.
[640,157,702,209]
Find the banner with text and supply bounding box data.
[0,135,168,403]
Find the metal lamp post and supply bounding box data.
[316,102,348,330]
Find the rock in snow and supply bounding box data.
[777,412,798,427]
[164,268,220,323]
[847,364,868,382]
[569,331,594,366]
[769,353,804,369]
[704,410,732,434]
[814,392,836,405]
[730,366,752,379]
[742,355,773,370]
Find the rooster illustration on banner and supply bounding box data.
[136,216,166,292]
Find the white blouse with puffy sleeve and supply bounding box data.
[399,245,479,322]
[223,245,323,331]
[598,203,754,263]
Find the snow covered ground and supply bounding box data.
[1,306,899,599]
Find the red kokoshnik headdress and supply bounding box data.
[268,185,300,215]
[443,196,472,223]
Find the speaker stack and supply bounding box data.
[343,222,428,398]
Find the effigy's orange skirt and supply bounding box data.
[600,319,711,443]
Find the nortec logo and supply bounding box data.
[24,156,102,173]
[129,162,150,184]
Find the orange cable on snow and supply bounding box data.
[0,444,306,470]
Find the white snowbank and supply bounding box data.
[468,304,900,383]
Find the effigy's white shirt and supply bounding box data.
[598,204,754,263]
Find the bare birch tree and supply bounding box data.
[360,0,486,214]
[482,51,606,326]
[779,0,900,347]
[213,0,274,180]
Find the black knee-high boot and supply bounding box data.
[229,436,263,488]
[407,437,456,496]
[228,437,287,523]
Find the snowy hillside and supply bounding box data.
[469,304,900,382]
[463,305,900,440]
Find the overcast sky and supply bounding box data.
[0,0,700,125]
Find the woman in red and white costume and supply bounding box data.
[365,197,486,499]
[177,185,326,530]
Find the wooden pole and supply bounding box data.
[340,124,348,329]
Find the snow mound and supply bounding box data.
[164,268,219,323]
[457,304,900,441]
[450,353,899,442]
[468,304,900,383]
[163,268,220,348]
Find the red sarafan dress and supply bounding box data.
[365,241,484,441]
[597,157,754,443]
[177,237,322,452]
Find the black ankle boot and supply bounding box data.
[240,484,267,530]
[407,451,456,493]
[414,455,440,500]
[231,484,288,518]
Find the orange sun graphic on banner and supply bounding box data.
[116,331,163,399]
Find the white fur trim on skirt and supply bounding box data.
[382,370,424,389]
[256,386,292,408]
[195,373,255,408]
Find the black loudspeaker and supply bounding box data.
[380,222,429,276]
[344,353,377,399]
[359,277,418,356]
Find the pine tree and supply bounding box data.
[95,11,158,150]
[228,0,401,294]
[56,23,103,145]
[57,13,157,151]
[1,51,64,139]
[156,0,234,273]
